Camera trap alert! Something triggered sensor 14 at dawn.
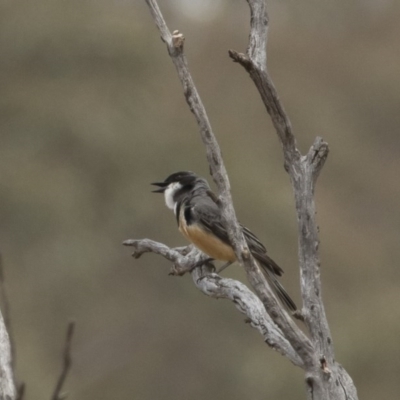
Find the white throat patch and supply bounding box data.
[164,182,182,211]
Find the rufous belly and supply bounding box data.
[179,222,236,262]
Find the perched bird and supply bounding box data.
[152,171,296,311]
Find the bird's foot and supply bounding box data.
[193,257,215,270]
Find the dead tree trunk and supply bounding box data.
[124,1,358,399]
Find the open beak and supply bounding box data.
[151,182,168,193]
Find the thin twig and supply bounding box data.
[16,382,25,400]
[51,321,75,400]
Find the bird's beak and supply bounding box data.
[151,182,168,193]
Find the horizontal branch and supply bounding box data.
[123,240,207,276]
[124,238,303,367]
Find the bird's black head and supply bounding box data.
[152,171,207,211]
[151,171,198,193]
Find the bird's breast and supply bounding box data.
[178,212,236,262]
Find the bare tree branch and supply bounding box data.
[51,321,75,400]
[138,1,358,399]
[240,0,330,358]
[229,0,329,335]
[143,0,315,368]
[228,1,357,399]
[123,240,203,275]
[124,239,303,367]
[16,383,25,400]
[246,0,268,69]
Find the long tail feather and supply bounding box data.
[258,261,297,311]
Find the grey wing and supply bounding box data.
[189,194,231,245]
[190,192,279,272]
[189,191,295,310]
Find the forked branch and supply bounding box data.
[135,1,358,399]
[143,0,314,368]
[228,1,357,399]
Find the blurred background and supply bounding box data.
[0,0,399,398]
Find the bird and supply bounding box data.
[152,171,296,311]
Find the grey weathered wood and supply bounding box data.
[143,0,314,368]
[228,1,357,399]
[0,311,15,399]
[131,1,359,399]
[123,239,303,367]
